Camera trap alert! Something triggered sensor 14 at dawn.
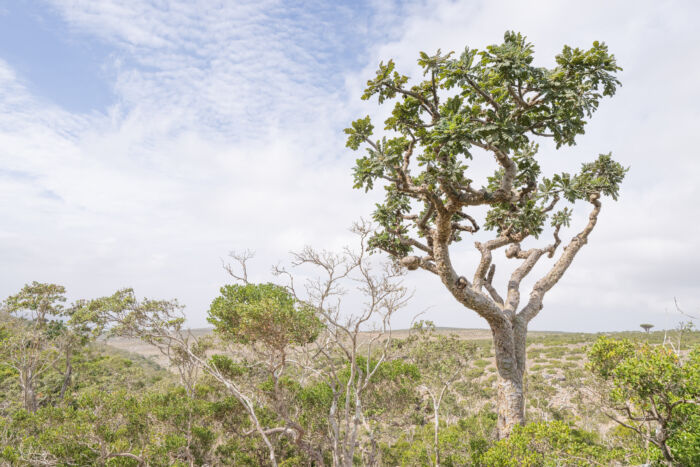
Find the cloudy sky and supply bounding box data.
[1,0,699,332]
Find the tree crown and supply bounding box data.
[208,283,321,351]
[345,31,626,256]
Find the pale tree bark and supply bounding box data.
[399,193,603,438]
[421,384,449,467]
[491,318,526,436]
[350,41,623,439]
[8,328,59,413]
[2,292,63,414]
[20,370,38,414]
[274,222,408,467]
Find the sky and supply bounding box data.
[1,0,699,332]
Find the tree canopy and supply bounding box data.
[346,31,625,260]
[345,30,626,439]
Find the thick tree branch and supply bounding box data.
[518,193,602,322]
[415,203,435,239]
[503,245,547,316]
[473,237,511,290]
[473,142,517,197]
[484,264,504,305]
[454,211,479,233]
[432,212,505,324]
[399,255,438,275]
[546,224,563,258]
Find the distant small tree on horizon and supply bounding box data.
[640,323,654,333]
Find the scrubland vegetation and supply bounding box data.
[1,272,699,466]
[3,31,699,466]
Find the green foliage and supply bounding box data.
[81,288,186,341]
[474,359,489,368]
[208,283,321,350]
[668,403,700,465]
[588,337,700,465]
[0,369,274,466]
[69,348,169,394]
[588,338,700,403]
[4,277,699,466]
[406,321,476,383]
[209,354,248,380]
[482,420,629,466]
[2,282,67,317]
[335,355,421,421]
[381,410,496,466]
[346,31,626,253]
[350,355,421,384]
[1,283,73,413]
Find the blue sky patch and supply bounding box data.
[0,1,116,113]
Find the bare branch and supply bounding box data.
[484,264,504,305]
[473,236,511,290]
[674,297,700,321]
[223,249,255,284]
[503,246,547,316]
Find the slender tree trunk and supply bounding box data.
[25,385,38,413]
[433,403,440,467]
[656,427,675,466]
[433,410,440,467]
[366,431,379,467]
[431,385,452,467]
[21,371,38,413]
[492,321,526,438]
[59,347,73,401]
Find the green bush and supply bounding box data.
[588,337,700,466]
[482,421,630,466]
[381,411,496,466]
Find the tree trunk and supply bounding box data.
[21,371,38,413]
[433,409,440,467]
[496,370,524,438]
[656,427,675,466]
[24,383,38,413]
[59,347,73,401]
[492,321,526,439]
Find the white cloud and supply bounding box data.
[1,0,699,332]
[341,0,700,331]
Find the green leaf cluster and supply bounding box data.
[346,31,626,252]
[481,420,629,466]
[588,337,700,465]
[207,283,321,350]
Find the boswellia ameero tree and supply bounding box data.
[345,32,626,438]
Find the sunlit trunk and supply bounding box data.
[492,321,526,438]
[496,370,524,438]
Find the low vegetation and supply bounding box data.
[2,271,698,465]
[2,18,696,467]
